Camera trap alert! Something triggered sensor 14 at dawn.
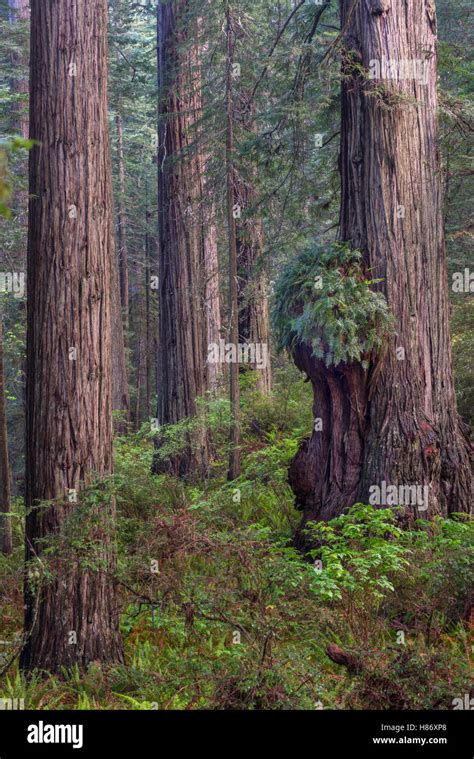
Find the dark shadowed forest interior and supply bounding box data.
[0,0,472,713]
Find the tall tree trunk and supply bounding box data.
[0,315,12,556]
[196,15,222,391]
[226,4,241,480]
[145,186,152,419]
[234,89,272,394]
[154,0,213,477]
[111,111,130,430]
[108,15,130,429]
[289,0,472,530]
[111,253,130,429]
[203,200,222,391]
[8,0,29,141]
[21,0,123,672]
[198,16,222,392]
[8,0,29,237]
[115,112,130,336]
[135,341,142,430]
[134,291,144,430]
[7,0,29,21]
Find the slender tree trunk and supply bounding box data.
[8,0,29,238]
[145,184,152,419]
[197,17,222,392]
[144,175,158,421]
[21,0,123,672]
[8,0,29,141]
[115,112,130,336]
[289,0,472,530]
[154,0,213,477]
[109,16,130,429]
[234,89,272,394]
[203,199,222,391]
[110,247,130,429]
[226,5,241,480]
[111,261,130,428]
[0,316,12,556]
[134,294,144,430]
[111,110,130,430]
[135,343,142,430]
[7,0,29,22]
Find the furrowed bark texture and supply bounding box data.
[22,0,123,672]
[154,0,215,477]
[289,0,472,531]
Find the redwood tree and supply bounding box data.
[109,3,130,427]
[154,0,218,477]
[288,0,472,527]
[21,0,123,671]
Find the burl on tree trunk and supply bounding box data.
[289,0,472,532]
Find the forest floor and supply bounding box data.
[0,365,472,710]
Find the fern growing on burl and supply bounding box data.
[273,242,393,367]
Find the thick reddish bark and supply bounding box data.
[22,0,123,672]
[289,0,472,530]
[154,1,218,477]
[289,345,368,523]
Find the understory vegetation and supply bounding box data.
[1,369,471,710]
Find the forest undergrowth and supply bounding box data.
[0,366,472,710]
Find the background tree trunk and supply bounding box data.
[21,0,123,672]
[289,0,472,530]
[0,315,13,556]
[111,253,130,429]
[197,14,222,392]
[144,180,152,419]
[111,110,130,430]
[203,201,222,391]
[8,0,29,141]
[115,112,130,337]
[235,88,272,394]
[226,4,241,481]
[154,0,214,477]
